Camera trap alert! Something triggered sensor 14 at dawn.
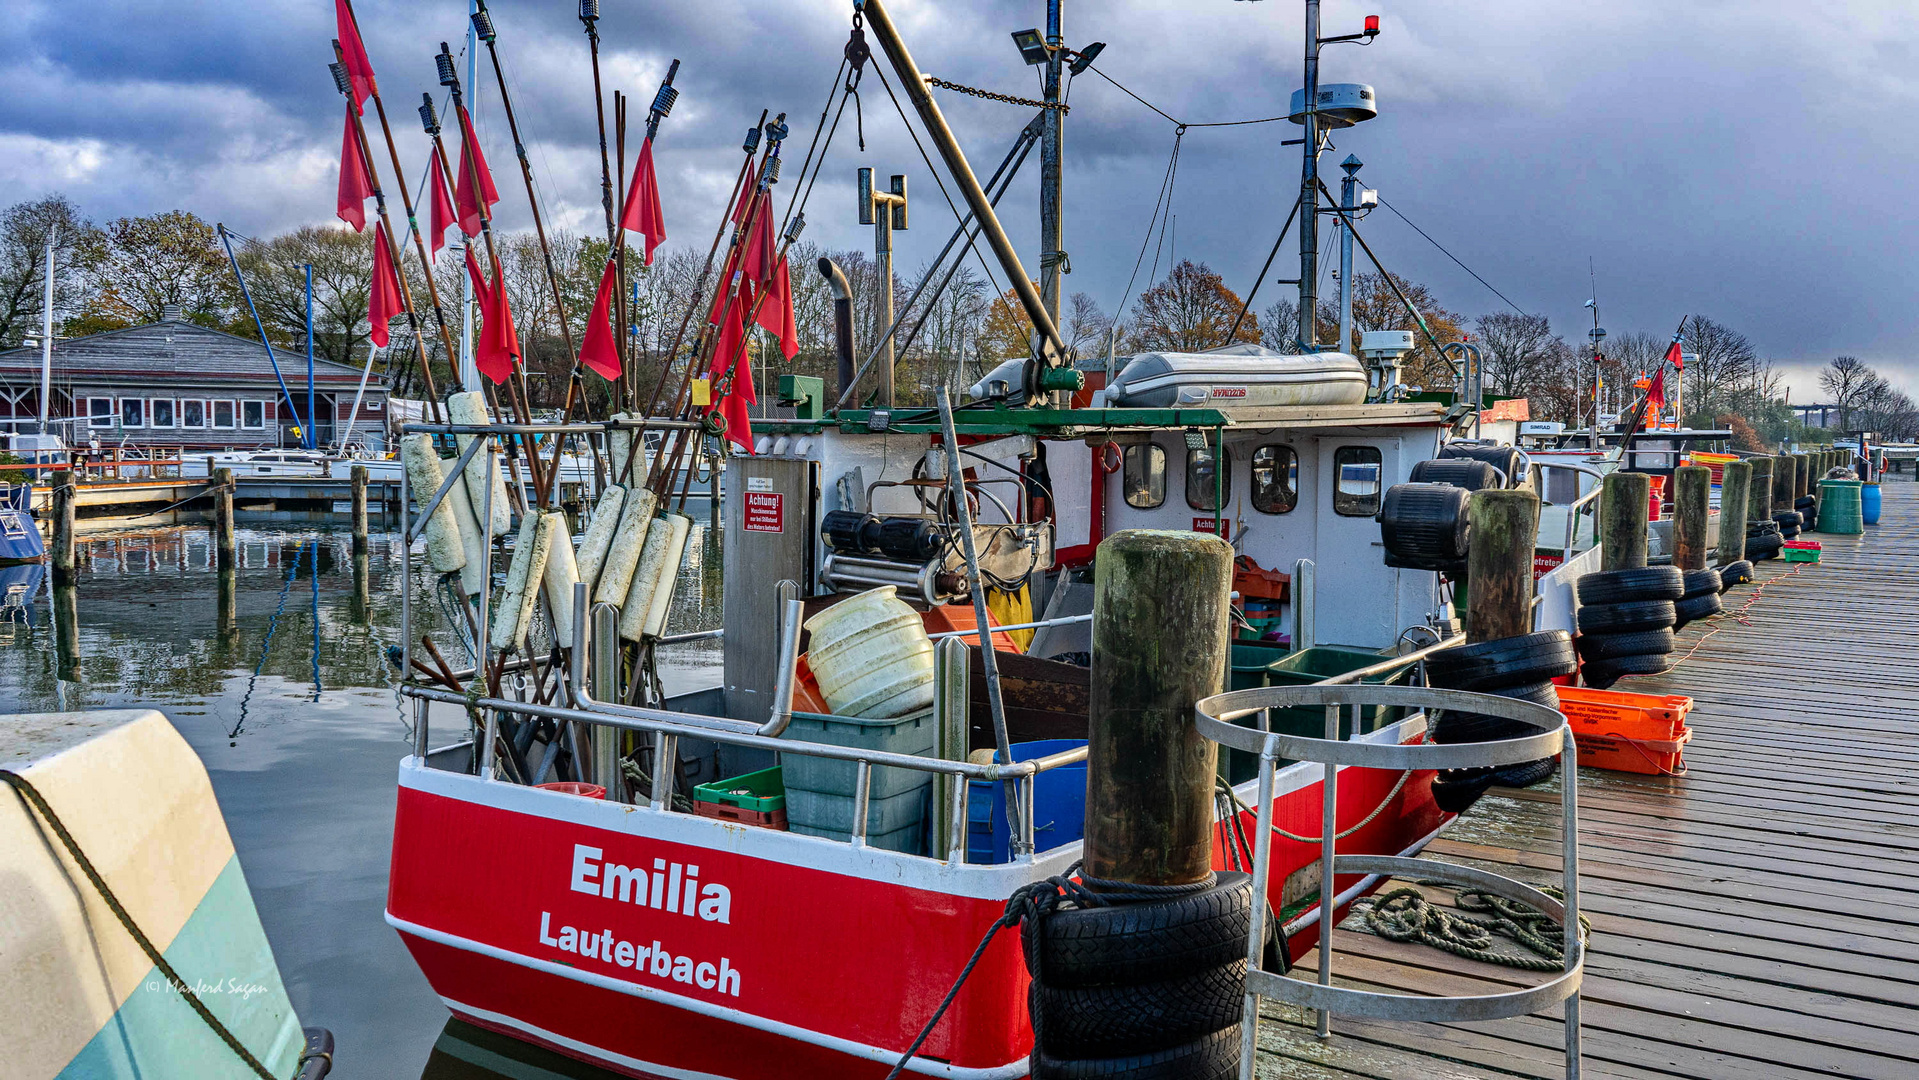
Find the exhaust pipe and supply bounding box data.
[818,257,856,403]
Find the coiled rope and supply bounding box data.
[1357,884,1589,973]
[0,770,282,1080]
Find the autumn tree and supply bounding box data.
[0,195,101,347]
[1125,260,1258,353]
[80,211,229,330]
[230,226,380,367]
[980,284,1036,361]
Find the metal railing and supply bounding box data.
[1195,682,1582,1080]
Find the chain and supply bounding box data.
[925,76,1068,113]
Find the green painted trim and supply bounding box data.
[753,404,1234,438]
[57,856,305,1080]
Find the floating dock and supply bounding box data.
[1259,480,1919,1079]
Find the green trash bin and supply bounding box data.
[1229,640,1291,691]
[1219,646,1416,784]
[1817,479,1863,535]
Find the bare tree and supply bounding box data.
[1819,356,1881,430]
[1065,292,1111,359]
[1474,312,1560,397]
[1682,316,1758,421]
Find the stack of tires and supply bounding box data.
[1746,520,1783,561]
[1796,493,1817,531]
[1032,874,1253,1080]
[1423,631,1576,813]
[1674,568,1724,628]
[1574,567,1681,689]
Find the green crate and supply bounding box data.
[1230,641,1291,690]
[1781,546,1821,563]
[693,766,786,813]
[1220,646,1415,785]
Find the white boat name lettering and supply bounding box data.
[568,844,732,923]
[539,912,741,996]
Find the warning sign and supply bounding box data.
[1533,551,1563,579]
[744,492,784,533]
[1192,517,1231,539]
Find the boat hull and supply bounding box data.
[388,719,1445,1079]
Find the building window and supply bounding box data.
[1123,444,1166,509]
[181,399,205,427]
[88,398,114,425]
[1333,446,1383,517]
[1185,445,1231,512]
[213,400,236,428]
[242,400,265,429]
[151,399,175,427]
[121,398,145,427]
[1251,445,1299,514]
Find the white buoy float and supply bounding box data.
[444,474,489,597]
[573,484,626,598]
[620,510,692,642]
[401,433,466,575]
[492,510,556,652]
[448,391,512,536]
[593,487,658,607]
[542,511,582,648]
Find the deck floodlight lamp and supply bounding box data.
[1069,41,1106,75]
[1012,29,1049,66]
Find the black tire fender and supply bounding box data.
[1423,631,1575,691]
[1036,872,1253,988]
[1578,628,1675,660]
[1577,599,1676,634]
[1033,1025,1240,1080]
[1033,961,1246,1058]
[1674,592,1724,625]
[1575,566,1684,605]
[1718,560,1753,589]
[1680,569,1722,599]
[1582,652,1671,683]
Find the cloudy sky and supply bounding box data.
[5,0,1915,398]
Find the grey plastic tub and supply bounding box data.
[780,708,937,801]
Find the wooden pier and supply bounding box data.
[1258,478,1919,1079]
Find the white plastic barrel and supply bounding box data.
[802,586,937,719]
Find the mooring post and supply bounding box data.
[54,582,79,681]
[1714,461,1750,567]
[216,567,237,638]
[49,469,75,584]
[213,467,236,570]
[1671,465,1711,571]
[1773,454,1794,515]
[351,465,370,555]
[1085,529,1233,887]
[1599,471,1651,571]
[1466,489,1541,642]
[1747,458,1773,529]
[1795,453,1812,501]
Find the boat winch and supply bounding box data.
[817,509,1048,605]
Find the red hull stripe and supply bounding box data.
[390,913,1029,1078]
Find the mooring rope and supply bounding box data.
[0,770,282,1080]
[1357,883,1588,973]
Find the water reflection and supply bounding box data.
[0,521,718,1077]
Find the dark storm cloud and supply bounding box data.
[3,0,1916,391]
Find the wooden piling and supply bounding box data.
[1714,461,1751,567]
[53,583,79,681]
[351,465,369,555]
[49,469,75,584]
[1671,465,1712,571]
[350,552,371,624]
[1794,453,1812,500]
[216,567,237,638]
[1599,471,1651,571]
[1773,455,1795,514]
[1085,529,1233,887]
[1747,458,1773,525]
[213,467,235,570]
[1466,489,1541,643]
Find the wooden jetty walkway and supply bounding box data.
[1258,477,1919,1080]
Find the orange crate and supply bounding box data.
[1556,686,1693,775]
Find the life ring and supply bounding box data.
[1100,442,1123,474]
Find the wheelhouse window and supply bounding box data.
[1185,445,1231,512]
[1122,444,1166,509]
[150,399,175,427]
[241,400,266,429]
[181,399,205,427]
[1333,446,1383,517]
[88,398,114,424]
[1251,444,1299,514]
[213,400,236,428]
[121,398,144,427]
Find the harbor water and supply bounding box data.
[0,524,722,1078]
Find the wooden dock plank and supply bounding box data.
[1257,478,1919,1079]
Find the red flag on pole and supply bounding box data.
[1645,367,1667,413]
[427,148,457,258]
[475,255,519,385]
[336,105,373,232]
[454,108,499,238]
[618,137,667,265]
[1664,335,1684,370]
[578,259,622,380]
[334,0,375,112]
[708,276,757,454]
[755,256,799,360]
[368,223,402,348]
[462,245,492,312]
